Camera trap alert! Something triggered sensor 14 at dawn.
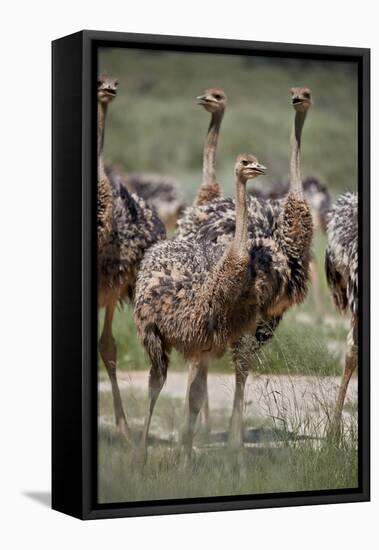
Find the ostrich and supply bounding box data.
[97,75,166,438]
[134,153,268,460]
[105,165,184,231]
[194,88,227,206]
[325,192,358,439]
[174,87,314,449]
[186,87,227,433]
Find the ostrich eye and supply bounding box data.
[97,80,102,87]
[114,80,119,87]
[214,94,222,100]
[303,92,310,99]
[241,160,249,166]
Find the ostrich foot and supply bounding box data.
[179,446,197,471]
[131,444,148,472]
[326,420,342,445]
[116,417,132,441]
[228,418,245,451]
[195,424,211,445]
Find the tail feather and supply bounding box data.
[143,323,168,374]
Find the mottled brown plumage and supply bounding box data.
[249,176,330,311]
[97,75,165,439]
[105,165,184,231]
[134,154,268,460]
[250,176,331,233]
[325,193,358,315]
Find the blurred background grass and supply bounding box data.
[99,47,358,201]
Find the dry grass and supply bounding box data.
[98,380,358,504]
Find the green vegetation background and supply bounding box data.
[99,47,358,201]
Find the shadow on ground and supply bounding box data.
[23,491,51,508]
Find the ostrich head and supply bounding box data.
[290,87,312,113]
[196,88,227,114]
[235,153,267,182]
[98,74,118,104]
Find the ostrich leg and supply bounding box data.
[199,378,211,439]
[99,299,129,439]
[187,363,211,440]
[138,333,169,464]
[181,357,208,459]
[228,318,281,449]
[228,338,251,450]
[328,314,358,441]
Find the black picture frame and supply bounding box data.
[52,30,370,520]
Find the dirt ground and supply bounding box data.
[99,370,358,442]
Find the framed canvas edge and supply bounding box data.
[52,30,370,521]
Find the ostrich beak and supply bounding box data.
[251,163,267,175]
[196,94,207,104]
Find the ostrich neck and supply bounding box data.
[278,108,313,260]
[290,110,307,195]
[200,173,249,334]
[98,102,108,179]
[202,111,223,186]
[232,175,248,255]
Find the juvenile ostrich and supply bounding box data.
[97,75,166,438]
[194,88,227,206]
[106,165,184,231]
[174,87,314,449]
[190,87,227,431]
[325,192,358,439]
[134,153,268,460]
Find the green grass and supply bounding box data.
[98,439,357,503]
[99,48,358,198]
[97,229,357,504]
[98,386,358,504]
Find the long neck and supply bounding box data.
[231,174,248,256]
[278,108,313,260]
[98,101,107,179]
[194,110,224,206]
[97,99,114,253]
[290,110,307,195]
[202,110,223,187]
